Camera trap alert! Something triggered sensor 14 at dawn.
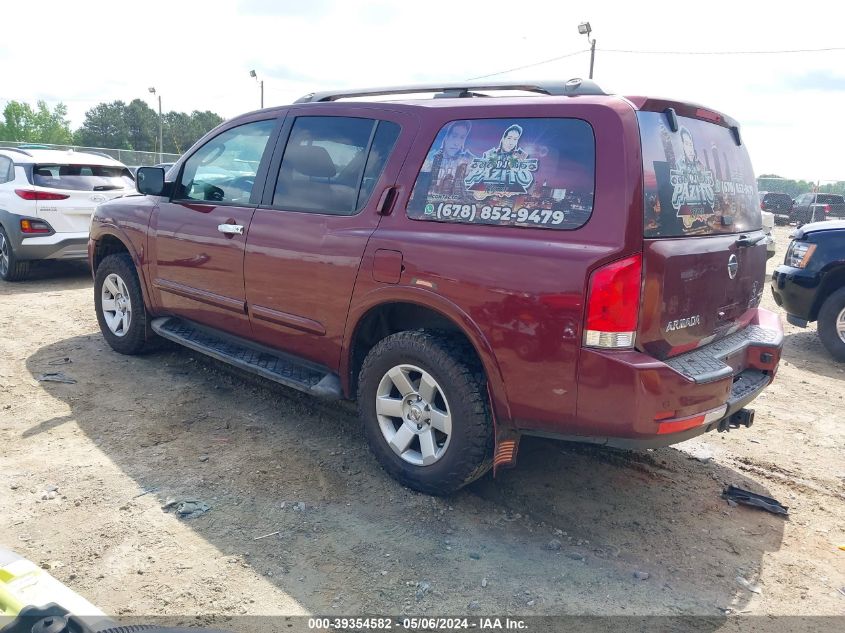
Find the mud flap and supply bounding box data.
[488,385,521,475]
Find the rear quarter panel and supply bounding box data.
[349,98,644,433]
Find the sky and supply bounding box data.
[1,0,843,181]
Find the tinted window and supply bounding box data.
[407,118,595,230]
[640,111,761,237]
[176,119,275,203]
[357,121,400,209]
[273,116,385,215]
[0,156,11,184]
[33,164,134,191]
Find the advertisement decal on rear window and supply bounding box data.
[639,111,760,237]
[407,118,595,230]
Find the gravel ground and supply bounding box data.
[1,225,843,628]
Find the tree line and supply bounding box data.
[757,174,845,197]
[0,99,224,155]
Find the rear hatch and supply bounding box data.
[762,192,792,214]
[637,108,765,360]
[30,163,134,232]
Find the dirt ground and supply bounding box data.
[1,225,844,626]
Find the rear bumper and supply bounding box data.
[16,232,90,261]
[564,308,783,448]
[770,265,819,324]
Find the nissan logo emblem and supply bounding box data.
[728,254,739,279]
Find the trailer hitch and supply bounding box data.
[718,408,754,432]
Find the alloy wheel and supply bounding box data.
[837,306,845,344]
[375,364,452,466]
[101,273,132,337]
[0,232,9,277]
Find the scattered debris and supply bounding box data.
[736,576,762,594]
[198,455,209,462]
[723,485,789,516]
[295,502,306,512]
[527,600,535,607]
[469,552,481,560]
[838,545,845,552]
[47,357,72,366]
[566,552,585,561]
[415,581,431,601]
[468,600,480,611]
[545,539,562,551]
[481,578,488,588]
[633,571,650,580]
[9,483,19,490]
[36,372,77,384]
[162,498,210,519]
[253,531,280,541]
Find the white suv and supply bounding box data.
[0,147,135,281]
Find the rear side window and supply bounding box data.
[0,156,12,184]
[33,164,134,191]
[639,111,760,237]
[407,118,596,230]
[272,116,398,216]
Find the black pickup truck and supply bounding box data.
[790,193,845,225]
[771,220,845,360]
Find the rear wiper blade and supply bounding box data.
[735,234,765,247]
[92,185,122,191]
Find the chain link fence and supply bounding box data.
[0,142,179,166]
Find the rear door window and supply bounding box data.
[33,164,134,191]
[272,116,399,216]
[407,118,596,230]
[639,111,761,237]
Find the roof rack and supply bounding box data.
[0,147,34,157]
[295,78,607,103]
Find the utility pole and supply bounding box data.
[148,87,163,163]
[578,22,596,79]
[250,70,264,108]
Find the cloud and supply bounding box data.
[238,0,333,16]
[789,70,845,91]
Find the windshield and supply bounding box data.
[639,111,761,237]
[33,164,134,191]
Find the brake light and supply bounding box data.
[583,254,642,348]
[14,189,69,201]
[824,204,831,214]
[20,219,52,234]
[760,201,765,210]
[695,108,722,124]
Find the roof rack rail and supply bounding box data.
[0,147,34,157]
[295,78,607,103]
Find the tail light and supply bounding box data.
[824,204,831,215]
[583,254,642,348]
[14,189,70,201]
[760,201,765,210]
[20,218,53,234]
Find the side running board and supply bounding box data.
[150,317,342,400]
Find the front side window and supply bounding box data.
[33,164,134,191]
[176,119,275,204]
[273,116,397,215]
[407,118,596,230]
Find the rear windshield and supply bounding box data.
[33,164,134,191]
[763,192,791,203]
[816,194,844,204]
[639,112,761,237]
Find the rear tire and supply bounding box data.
[357,330,494,495]
[0,226,30,282]
[94,253,158,355]
[818,287,845,362]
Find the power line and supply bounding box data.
[467,49,588,80]
[602,46,845,55]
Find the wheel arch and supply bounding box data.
[812,263,845,321]
[91,228,154,313]
[342,288,512,426]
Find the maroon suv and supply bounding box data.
[89,80,783,494]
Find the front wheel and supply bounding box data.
[357,330,494,495]
[818,287,845,362]
[94,253,158,355]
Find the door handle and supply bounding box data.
[217,223,244,235]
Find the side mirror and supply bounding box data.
[137,167,166,196]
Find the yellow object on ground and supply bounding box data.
[0,549,104,618]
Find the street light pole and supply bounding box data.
[250,70,264,108]
[578,22,596,79]
[148,87,163,163]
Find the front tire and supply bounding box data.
[818,287,845,362]
[358,330,494,495]
[0,226,30,282]
[94,253,158,355]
